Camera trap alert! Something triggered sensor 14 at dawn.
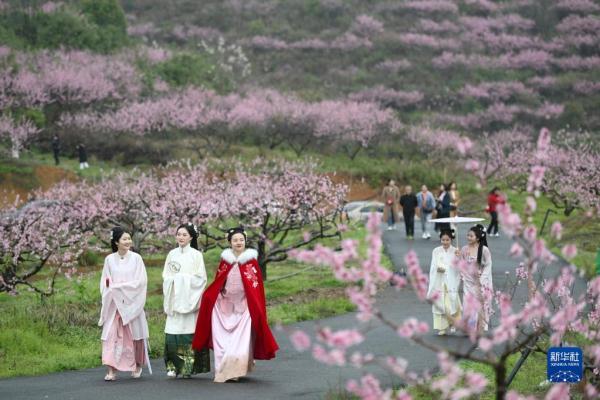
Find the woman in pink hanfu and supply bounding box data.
[99,226,151,381]
[458,224,493,333]
[193,227,278,383]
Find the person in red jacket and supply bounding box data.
[486,187,505,237]
[192,227,278,382]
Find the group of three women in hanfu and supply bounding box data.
[98,224,279,382]
[426,224,493,335]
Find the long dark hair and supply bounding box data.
[177,223,199,250]
[469,224,488,265]
[110,226,129,253]
[439,228,455,240]
[489,186,500,195]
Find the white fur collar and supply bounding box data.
[221,248,258,265]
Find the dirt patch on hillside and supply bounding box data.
[0,165,77,209]
[327,173,379,201]
[34,165,77,190]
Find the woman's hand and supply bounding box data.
[454,249,461,257]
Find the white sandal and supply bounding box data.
[132,367,142,378]
[104,373,116,381]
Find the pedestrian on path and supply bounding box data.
[399,185,418,240]
[99,227,150,381]
[427,229,462,335]
[457,224,493,333]
[162,223,210,378]
[193,227,279,383]
[486,187,505,237]
[416,185,436,239]
[435,183,451,232]
[382,179,401,230]
[449,182,460,218]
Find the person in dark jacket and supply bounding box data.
[399,185,418,240]
[435,184,451,232]
[77,143,89,170]
[52,135,60,165]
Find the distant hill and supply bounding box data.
[122,0,600,134]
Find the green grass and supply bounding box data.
[405,351,548,400]
[505,189,598,277]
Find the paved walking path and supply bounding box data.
[0,223,586,400]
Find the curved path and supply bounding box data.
[0,224,585,400]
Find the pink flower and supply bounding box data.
[346,374,388,400]
[525,196,537,213]
[317,328,364,349]
[524,226,537,243]
[510,243,524,258]
[397,318,429,338]
[527,166,546,193]
[290,330,311,352]
[544,383,570,400]
[478,337,493,351]
[536,128,551,154]
[550,222,563,240]
[405,250,428,301]
[561,244,577,260]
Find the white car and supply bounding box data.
[342,201,385,222]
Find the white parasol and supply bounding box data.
[428,216,485,247]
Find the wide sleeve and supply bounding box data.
[98,257,111,326]
[480,247,493,289]
[173,252,207,314]
[110,255,147,326]
[426,249,438,299]
[163,251,175,315]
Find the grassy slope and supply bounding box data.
[505,189,598,277]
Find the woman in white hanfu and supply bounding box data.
[163,223,209,378]
[427,229,462,335]
[458,224,493,333]
[99,227,150,381]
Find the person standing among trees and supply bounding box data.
[416,185,436,239]
[99,227,150,381]
[162,223,210,378]
[381,179,401,230]
[193,227,278,383]
[77,143,89,170]
[51,135,60,165]
[399,185,418,240]
[486,187,505,237]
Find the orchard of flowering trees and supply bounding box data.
[287,129,600,400]
[0,158,346,293]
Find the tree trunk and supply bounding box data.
[257,239,268,280]
[495,359,508,400]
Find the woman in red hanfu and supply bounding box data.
[192,227,278,382]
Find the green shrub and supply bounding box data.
[154,53,231,92]
[0,0,128,52]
